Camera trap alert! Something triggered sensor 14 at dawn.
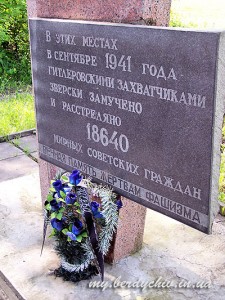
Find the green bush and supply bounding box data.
[0,0,31,93]
[169,11,198,28]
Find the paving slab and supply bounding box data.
[0,170,225,300]
[12,135,38,154]
[0,142,24,161]
[0,155,38,182]
[0,271,25,300]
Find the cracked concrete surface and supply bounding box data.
[0,168,225,299]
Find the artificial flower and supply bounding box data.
[52,180,65,197]
[51,218,64,231]
[91,201,100,212]
[116,199,123,209]
[50,199,62,211]
[66,232,77,241]
[64,185,71,194]
[93,211,103,218]
[65,192,77,205]
[69,169,82,186]
[91,201,103,218]
[72,218,83,235]
[65,219,83,241]
[52,180,63,192]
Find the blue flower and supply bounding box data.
[50,199,62,211]
[66,231,77,241]
[91,201,103,218]
[91,201,99,213]
[52,180,65,197]
[116,199,123,210]
[64,185,71,194]
[52,180,63,192]
[72,218,83,235]
[66,219,83,241]
[51,218,64,231]
[93,211,103,218]
[65,192,77,205]
[69,169,82,186]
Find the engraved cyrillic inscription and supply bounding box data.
[30,19,221,233]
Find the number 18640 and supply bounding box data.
[86,123,129,152]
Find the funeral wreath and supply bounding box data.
[42,169,122,282]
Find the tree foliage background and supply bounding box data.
[0,0,31,92]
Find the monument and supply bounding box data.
[27,1,225,266]
[29,18,225,234]
[27,0,173,262]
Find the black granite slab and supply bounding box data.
[29,18,224,233]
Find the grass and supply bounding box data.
[0,83,32,99]
[0,92,35,137]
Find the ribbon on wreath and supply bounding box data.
[76,186,104,281]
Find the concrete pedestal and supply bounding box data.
[27,0,172,262]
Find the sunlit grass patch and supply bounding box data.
[0,92,35,136]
